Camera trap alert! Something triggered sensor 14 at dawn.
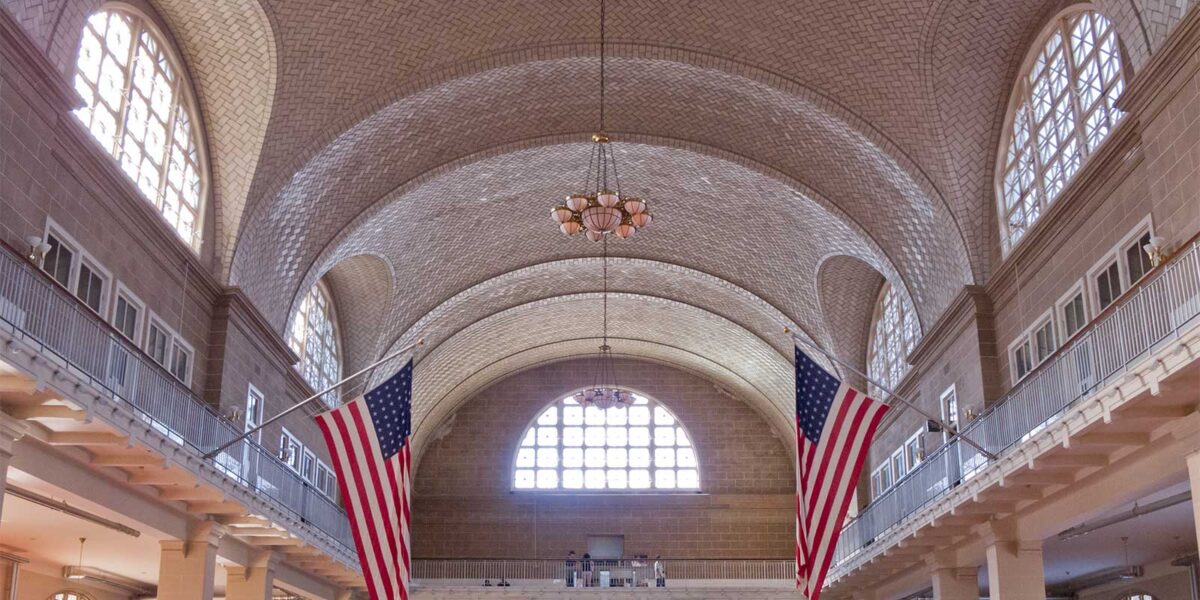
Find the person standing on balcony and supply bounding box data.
[565,550,578,587]
[581,553,593,587]
[654,555,666,587]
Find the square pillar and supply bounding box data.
[985,538,1045,600]
[224,551,277,600]
[157,522,225,600]
[1189,452,1200,551]
[0,414,29,520]
[932,566,979,600]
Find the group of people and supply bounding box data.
[564,551,667,588]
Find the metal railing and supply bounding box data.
[0,246,357,560]
[833,241,1200,568]
[412,559,794,582]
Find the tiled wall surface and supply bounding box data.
[412,359,795,559]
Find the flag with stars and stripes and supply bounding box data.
[315,360,413,600]
[795,347,888,600]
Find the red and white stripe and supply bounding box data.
[796,383,888,600]
[316,397,411,600]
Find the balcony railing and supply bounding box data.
[412,558,795,582]
[833,240,1200,568]
[0,245,357,560]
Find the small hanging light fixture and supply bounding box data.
[574,239,632,410]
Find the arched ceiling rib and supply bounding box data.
[230,58,971,334]
[405,293,797,462]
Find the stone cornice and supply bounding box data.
[0,8,82,116]
[985,118,1142,308]
[1117,2,1200,122]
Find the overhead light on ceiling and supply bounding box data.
[63,565,155,597]
[550,0,653,241]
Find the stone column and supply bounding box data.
[224,551,277,600]
[931,566,978,600]
[0,413,29,520]
[985,538,1045,600]
[157,521,225,600]
[1189,452,1200,551]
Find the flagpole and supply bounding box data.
[201,337,424,461]
[785,327,997,461]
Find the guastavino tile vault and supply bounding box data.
[0,0,1199,598]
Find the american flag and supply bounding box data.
[795,347,888,599]
[315,360,413,600]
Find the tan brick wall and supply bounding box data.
[412,358,795,559]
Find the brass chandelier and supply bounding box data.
[550,0,653,241]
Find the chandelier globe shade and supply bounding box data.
[582,205,623,233]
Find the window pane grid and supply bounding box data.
[999,11,1125,254]
[73,9,203,249]
[514,394,699,491]
[868,283,918,398]
[288,284,342,408]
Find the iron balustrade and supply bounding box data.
[833,241,1200,568]
[411,558,795,582]
[0,246,357,561]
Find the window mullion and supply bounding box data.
[158,79,183,206]
[113,19,141,159]
[1060,19,1092,166]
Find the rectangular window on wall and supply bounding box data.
[1095,260,1122,310]
[42,234,74,287]
[316,461,337,499]
[1125,232,1153,284]
[1033,319,1056,363]
[301,449,316,482]
[890,449,907,481]
[147,321,170,366]
[904,431,923,469]
[279,429,301,471]
[113,292,141,342]
[170,340,192,383]
[1061,291,1087,338]
[75,261,105,313]
[1013,340,1034,381]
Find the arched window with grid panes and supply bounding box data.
[50,592,94,600]
[997,8,1127,255]
[867,282,918,397]
[513,393,700,491]
[72,6,207,250]
[288,282,342,408]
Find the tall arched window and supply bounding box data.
[867,283,918,397]
[73,7,206,249]
[513,393,700,491]
[998,9,1126,254]
[288,283,342,408]
[51,593,94,600]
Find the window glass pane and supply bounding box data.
[629,448,651,468]
[563,469,584,489]
[537,427,557,447]
[607,469,627,489]
[677,469,699,489]
[43,235,74,287]
[677,448,697,468]
[288,284,341,408]
[606,407,627,426]
[584,406,606,425]
[520,429,535,447]
[628,427,650,446]
[537,448,558,468]
[171,342,190,381]
[868,283,919,397]
[584,448,606,468]
[537,407,558,426]
[606,426,627,447]
[563,426,584,447]
[585,469,606,489]
[629,469,651,489]
[628,406,650,425]
[585,426,606,447]
[563,448,584,468]
[654,426,676,447]
[76,263,104,312]
[516,448,535,468]
[563,405,584,425]
[536,469,557,489]
[655,469,676,489]
[653,406,675,425]
[655,447,675,468]
[606,447,627,468]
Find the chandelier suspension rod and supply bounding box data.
[599,0,606,131]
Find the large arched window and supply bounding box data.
[867,283,918,397]
[73,7,206,249]
[513,393,700,491]
[51,593,93,600]
[288,283,342,408]
[998,9,1126,254]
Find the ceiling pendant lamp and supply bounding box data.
[549,0,654,241]
[574,238,633,411]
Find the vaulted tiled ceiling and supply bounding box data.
[4,0,1182,452]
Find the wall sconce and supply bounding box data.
[26,235,50,268]
[1143,235,1168,268]
[223,407,243,423]
[964,407,979,422]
